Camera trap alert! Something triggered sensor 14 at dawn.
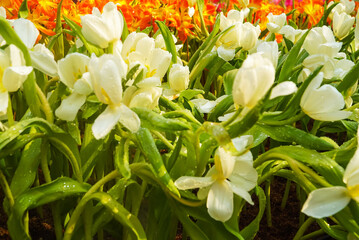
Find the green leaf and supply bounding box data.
[10,138,42,198]
[136,127,180,197]
[223,69,238,95]
[18,0,29,19]
[188,16,221,70]
[240,186,266,239]
[48,133,82,182]
[8,177,90,240]
[336,61,359,93]
[133,107,190,132]
[155,21,177,64]
[257,146,345,186]
[115,138,131,179]
[315,2,339,27]
[86,192,147,240]
[207,95,234,122]
[277,30,309,83]
[170,202,210,240]
[255,124,335,150]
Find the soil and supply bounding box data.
[0,177,332,240]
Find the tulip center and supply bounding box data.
[0,68,5,92]
[348,184,359,200]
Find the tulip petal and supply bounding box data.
[12,18,39,49]
[229,160,258,191]
[270,81,297,99]
[30,44,58,77]
[308,111,352,121]
[231,135,253,153]
[117,104,140,133]
[207,181,233,222]
[81,15,111,48]
[58,53,90,89]
[92,105,123,139]
[0,91,8,115]
[217,45,235,61]
[55,92,86,121]
[344,128,359,185]
[301,186,351,218]
[228,181,254,204]
[3,66,33,92]
[174,176,214,190]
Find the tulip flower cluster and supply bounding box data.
[2,1,359,240]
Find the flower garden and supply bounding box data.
[1,0,359,239]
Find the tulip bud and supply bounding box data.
[168,64,190,92]
[232,53,275,109]
[239,22,260,51]
[81,2,124,48]
[266,13,286,33]
[333,11,355,40]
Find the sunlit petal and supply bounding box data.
[55,92,86,121]
[207,181,233,222]
[301,187,351,218]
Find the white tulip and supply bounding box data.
[232,53,275,109]
[328,2,346,19]
[279,25,307,44]
[256,41,279,68]
[168,64,190,93]
[121,32,148,62]
[127,36,172,83]
[175,141,257,222]
[302,54,335,79]
[81,2,124,48]
[55,53,91,121]
[300,72,352,121]
[89,54,140,139]
[0,6,6,18]
[239,22,260,51]
[123,85,162,110]
[333,58,354,79]
[333,11,355,40]
[216,23,241,61]
[30,44,58,77]
[341,0,355,14]
[303,26,342,57]
[266,13,286,33]
[0,46,33,115]
[302,128,359,218]
[219,9,247,30]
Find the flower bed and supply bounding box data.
[1,0,359,239]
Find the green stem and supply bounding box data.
[257,161,288,185]
[300,229,326,240]
[0,169,14,209]
[265,180,272,227]
[41,141,63,240]
[6,94,14,126]
[260,112,305,126]
[221,108,243,127]
[36,84,54,123]
[151,130,175,150]
[63,170,120,240]
[310,121,322,135]
[280,179,291,210]
[293,217,315,240]
[40,140,52,183]
[295,161,332,188]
